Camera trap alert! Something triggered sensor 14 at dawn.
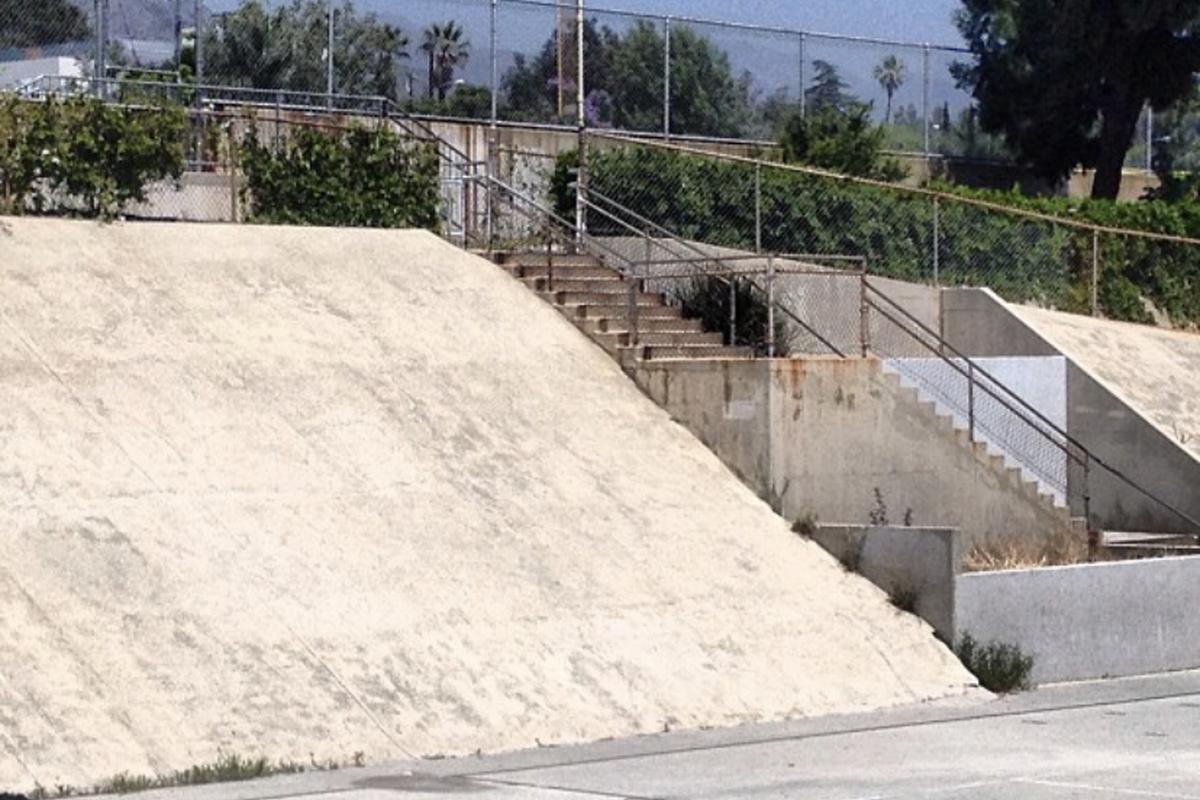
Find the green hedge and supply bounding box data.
[240,124,439,229]
[560,147,1200,326]
[0,95,185,218]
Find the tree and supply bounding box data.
[874,55,907,123]
[953,0,1200,200]
[500,18,750,137]
[0,0,90,48]
[781,104,907,181]
[203,1,408,98]
[500,18,620,124]
[805,59,855,113]
[421,21,469,100]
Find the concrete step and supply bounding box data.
[623,344,757,361]
[524,276,629,294]
[498,252,603,269]
[548,290,666,307]
[576,317,706,335]
[508,264,620,281]
[594,330,725,348]
[571,303,683,321]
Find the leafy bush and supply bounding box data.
[0,95,185,217]
[240,123,439,229]
[955,633,1034,693]
[567,144,1200,326]
[781,105,907,181]
[671,274,786,355]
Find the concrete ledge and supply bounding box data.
[957,557,1200,684]
[812,523,1200,684]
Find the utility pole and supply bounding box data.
[194,0,204,90]
[174,0,183,77]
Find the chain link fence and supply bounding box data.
[583,132,1200,328]
[1,0,1016,158]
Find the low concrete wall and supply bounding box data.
[635,357,1072,546]
[957,557,1200,683]
[941,288,1200,532]
[811,525,959,642]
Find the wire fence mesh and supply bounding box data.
[584,132,1200,328]
[1,0,1005,157]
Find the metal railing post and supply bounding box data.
[628,278,640,347]
[1091,229,1100,317]
[754,161,763,254]
[767,255,776,357]
[932,195,941,286]
[967,360,976,442]
[485,142,495,253]
[546,224,555,290]
[858,271,870,357]
[663,16,672,139]
[729,274,738,346]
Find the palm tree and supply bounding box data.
[874,54,906,124]
[421,21,470,100]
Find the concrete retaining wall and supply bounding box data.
[634,357,1071,546]
[811,525,959,643]
[957,557,1200,683]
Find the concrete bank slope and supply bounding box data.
[0,218,975,792]
[1008,306,1200,459]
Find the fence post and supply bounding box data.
[94,0,108,98]
[326,0,335,108]
[174,0,183,76]
[194,0,204,97]
[663,16,672,139]
[798,33,806,119]
[967,360,976,442]
[858,271,869,357]
[754,161,763,254]
[490,0,499,127]
[922,44,931,157]
[1091,229,1100,317]
[767,255,776,358]
[932,195,940,286]
[574,0,587,246]
[274,92,282,151]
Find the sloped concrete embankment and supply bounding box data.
[0,218,976,792]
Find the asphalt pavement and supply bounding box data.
[80,670,1200,800]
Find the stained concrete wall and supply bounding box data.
[635,357,1072,546]
[810,525,959,643]
[941,288,1200,533]
[957,557,1200,684]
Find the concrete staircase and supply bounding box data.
[489,249,1077,536]
[491,250,755,366]
[880,370,1080,531]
